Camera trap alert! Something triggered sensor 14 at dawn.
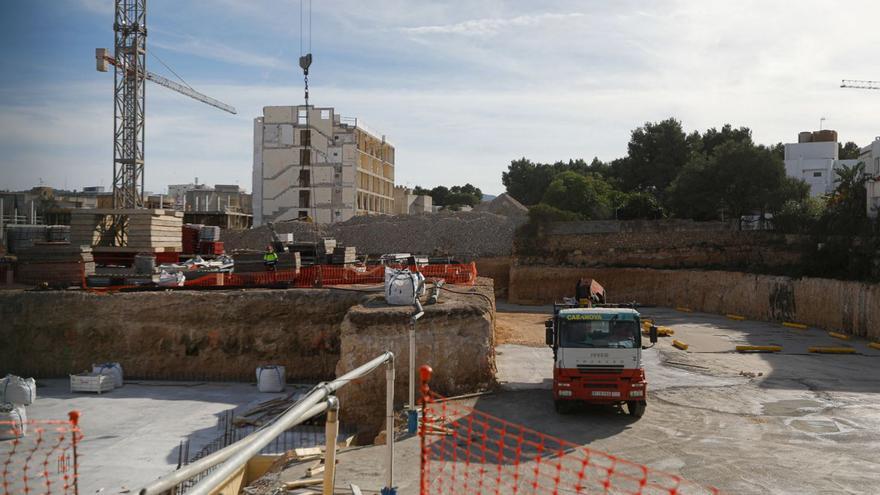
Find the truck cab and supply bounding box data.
[545,306,657,417]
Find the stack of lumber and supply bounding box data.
[317,238,336,255]
[331,246,356,265]
[70,209,183,251]
[4,225,68,253]
[15,243,95,287]
[127,210,183,251]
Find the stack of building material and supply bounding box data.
[70,209,183,252]
[14,243,95,287]
[182,224,202,254]
[233,251,301,273]
[199,225,221,242]
[318,238,336,255]
[47,225,70,242]
[331,246,356,265]
[127,211,184,251]
[4,225,48,253]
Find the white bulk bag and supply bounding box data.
[0,375,36,405]
[0,404,26,440]
[384,268,425,306]
[158,270,185,287]
[92,362,124,388]
[256,365,286,393]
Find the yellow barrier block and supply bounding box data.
[726,314,746,321]
[675,307,693,313]
[736,345,782,353]
[672,339,689,350]
[828,331,851,340]
[808,346,856,354]
[782,322,808,330]
[658,326,675,336]
[869,342,880,351]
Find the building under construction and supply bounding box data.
[252,105,395,226]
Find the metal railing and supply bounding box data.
[138,351,396,495]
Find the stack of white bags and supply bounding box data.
[0,375,36,440]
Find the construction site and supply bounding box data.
[3,2,880,495]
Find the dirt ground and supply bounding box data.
[494,301,550,346]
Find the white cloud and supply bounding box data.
[400,12,585,37]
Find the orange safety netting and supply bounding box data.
[1,412,82,495]
[418,366,719,495]
[184,262,478,288]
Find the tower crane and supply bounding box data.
[96,0,237,213]
[841,79,880,90]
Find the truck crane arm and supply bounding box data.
[96,48,237,114]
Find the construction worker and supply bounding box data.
[263,245,279,272]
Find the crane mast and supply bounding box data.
[98,0,237,214]
[112,0,146,210]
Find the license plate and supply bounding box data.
[591,391,620,397]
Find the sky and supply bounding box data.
[1,0,880,196]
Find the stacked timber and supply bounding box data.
[127,211,183,251]
[4,225,70,253]
[15,243,95,287]
[70,209,183,252]
[331,246,356,265]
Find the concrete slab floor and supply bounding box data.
[4,379,288,494]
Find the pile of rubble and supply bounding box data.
[222,211,525,257]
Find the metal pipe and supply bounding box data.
[182,351,395,495]
[322,397,339,495]
[139,401,330,495]
[385,356,395,492]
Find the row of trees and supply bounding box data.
[502,118,871,233]
[412,183,483,209]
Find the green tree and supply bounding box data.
[541,171,613,219]
[412,185,431,196]
[612,118,690,193]
[429,186,450,206]
[692,124,754,156]
[502,158,556,205]
[617,191,665,220]
[667,141,786,224]
[819,162,868,234]
[838,141,862,160]
[773,198,824,234]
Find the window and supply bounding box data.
[558,317,639,349]
[299,190,310,208]
[298,169,310,187]
[813,171,822,177]
[298,210,308,219]
[297,109,308,125]
[300,130,311,147]
[321,109,330,120]
[300,149,310,166]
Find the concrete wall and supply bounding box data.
[508,265,880,339]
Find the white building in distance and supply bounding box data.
[783,130,859,198]
[253,105,395,226]
[858,138,880,218]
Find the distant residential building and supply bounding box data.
[184,184,252,214]
[252,105,395,226]
[783,130,859,197]
[859,138,880,218]
[393,186,432,215]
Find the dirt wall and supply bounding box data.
[475,257,512,296]
[0,289,362,381]
[335,280,496,439]
[508,266,880,340]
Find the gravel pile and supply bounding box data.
[223,211,525,257]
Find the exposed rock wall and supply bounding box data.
[335,280,495,439]
[475,257,512,296]
[0,289,362,381]
[508,266,880,339]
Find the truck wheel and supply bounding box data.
[627,400,646,418]
[554,400,571,414]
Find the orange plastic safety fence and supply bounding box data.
[418,367,719,495]
[1,412,82,495]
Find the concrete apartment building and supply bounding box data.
[252,105,395,226]
[783,130,859,198]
